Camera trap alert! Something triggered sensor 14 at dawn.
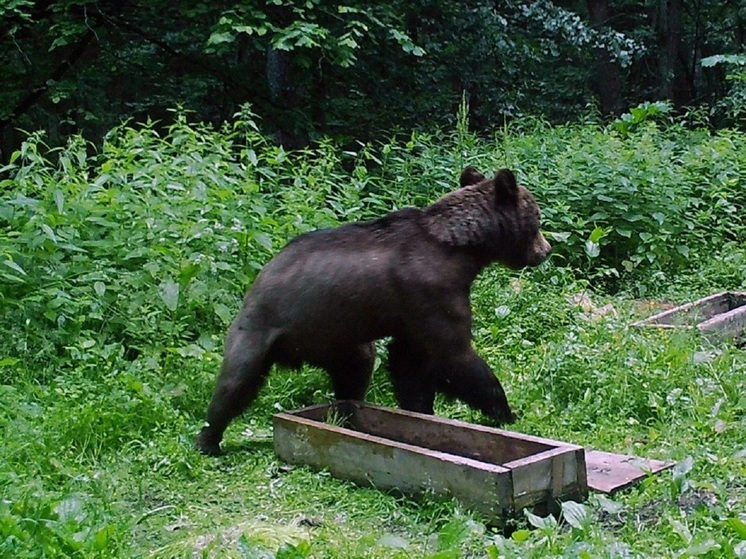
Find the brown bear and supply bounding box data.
[196,167,551,455]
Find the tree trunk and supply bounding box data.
[266,47,309,149]
[656,0,690,106]
[586,0,623,115]
[263,1,314,149]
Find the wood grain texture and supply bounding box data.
[585,450,674,494]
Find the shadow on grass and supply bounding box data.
[218,439,275,456]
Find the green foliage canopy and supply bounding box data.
[3,0,743,158]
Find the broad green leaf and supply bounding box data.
[55,496,85,523]
[561,500,589,530]
[41,224,57,242]
[3,259,27,275]
[178,263,201,287]
[623,213,644,222]
[253,233,273,251]
[208,31,234,45]
[159,280,180,311]
[525,509,557,531]
[596,495,624,515]
[495,305,511,318]
[701,54,746,67]
[639,232,653,242]
[93,525,116,550]
[214,303,234,325]
[94,281,106,296]
[682,539,720,556]
[673,456,694,480]
[54,189,64,213]
[585,240,600,258]
[545,231,571,242]
[589,226,605,243]
[511,529,531,543]
[436,517,470,549]
[175,344,205,359]
[669,517,692,544]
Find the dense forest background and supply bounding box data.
[2,0,745,160]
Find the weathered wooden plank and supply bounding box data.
[341,403,552,464]
[585,450,674,494]
[698,304,746,342]
[635,292,732,326]
[507,446,587,509]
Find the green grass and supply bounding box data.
[1,110,745,557]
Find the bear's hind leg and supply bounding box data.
[196,326,275,456]
[322,342,376,401]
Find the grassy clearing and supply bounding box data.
[1,110,745,557]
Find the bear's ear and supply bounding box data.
[459,166,486,188]
[492,168,519,202]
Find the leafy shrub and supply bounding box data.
[502,119,745,290]
[1,109,374,361]
[610,101,673,135]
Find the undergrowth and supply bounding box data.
[0,108,744,557]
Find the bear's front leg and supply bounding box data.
[435,347,516,425]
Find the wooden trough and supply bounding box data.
[633,291,746,344]
[273,401,587,521]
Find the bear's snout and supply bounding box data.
[528,232,552,266]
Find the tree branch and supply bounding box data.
[1,28,97,131]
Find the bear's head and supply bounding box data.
[423,167,551,270]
